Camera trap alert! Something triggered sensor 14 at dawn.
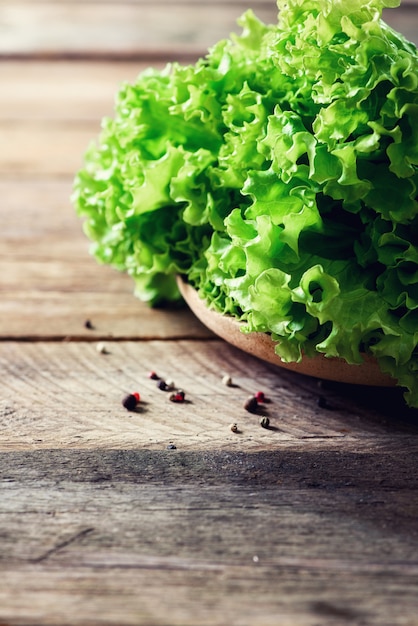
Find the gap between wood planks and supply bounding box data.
[0,51,205,63]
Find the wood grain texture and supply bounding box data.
[0,63,155,188]
[0,2,279,59]
[0,179,213,339]
[0,61,153,122]
[0,340,417,451]
[0,449,418,625]
[0,3,415,63]
[1,2,418,624]
[0,67,191,342]
[0,62,158,177]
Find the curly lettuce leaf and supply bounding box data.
[73,1,418,407]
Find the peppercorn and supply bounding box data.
[170,390,185,403]
[148,371,160,380]
[157,380,169,391]
[244,395,258,414]
[166,443,177,450]
[222,374,233,387]
[260,416,270,429]
[255,391,265,403]
[122,392,140,411]
[230,423,239,433]
[165,379,175,390]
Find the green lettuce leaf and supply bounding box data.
[73,1,418,408]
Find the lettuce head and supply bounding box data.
[73,0,418,408]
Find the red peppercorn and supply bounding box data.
[255,391,265,403]
[170,390,185,403]
[148,371,160,380]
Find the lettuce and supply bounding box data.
[73,0,418,407]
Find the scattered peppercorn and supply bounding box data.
[84,319,94,330]
[244,395,259,414]
[165,379,175,390]
[170,390,185,403]
[122,392,140,411]
[260,416,270,429]
[222,374,233,387]
[230,423,239,433]
[157,380,169,391]
[255,391,265,403]
[166,444,177,450]
[96,341,109,354]
[148,371,160,380]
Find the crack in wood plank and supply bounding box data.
[31,527,95,564]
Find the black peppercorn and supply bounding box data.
[122,392,140,411]
[244,395,258,414]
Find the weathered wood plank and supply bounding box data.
[0,3,415,63]
[3,447,418,489]
[0,61,155,122]
[0,3,416,625]
[0,288,212,340]
[0,340,417,451]
[1,560,416,626]
[0,3,279,59]
[0,179,213,339]
[0,449,417,625]
[0,123,103,176]
[0,61,156,176]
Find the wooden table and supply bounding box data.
[1,1,418,624]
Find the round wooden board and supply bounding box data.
[177,277,396,387]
